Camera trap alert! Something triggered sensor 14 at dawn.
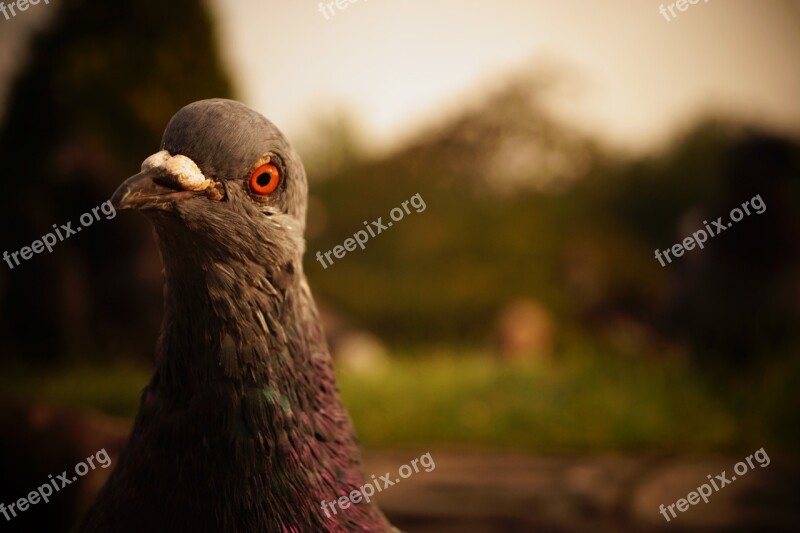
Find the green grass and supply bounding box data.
[1,349,798,453]
[0,360,150,418]
[340,348,800,453]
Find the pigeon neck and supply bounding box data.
[157,248,315,388]
[142,251,390,529]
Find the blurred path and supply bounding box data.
[364,451,800,532]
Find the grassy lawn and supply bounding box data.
[1,348,798,453]
[338,348,800,453]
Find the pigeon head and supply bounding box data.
[111,99,307,269]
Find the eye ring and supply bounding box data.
[249,163,281,195]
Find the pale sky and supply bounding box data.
[208,0,800,154]
[1,1,798,154]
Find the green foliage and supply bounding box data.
[15,0,233,161]
[340,347,800,453]
[305,107,800,358]
[307,169,574,341]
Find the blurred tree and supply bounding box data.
[306,70,602,344]
[573,122,800,364]
[0,0,232,360]
[661,132,800,364]
[296,108,367,181]
[305,69,800,363]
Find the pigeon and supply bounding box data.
[73,99,396,532]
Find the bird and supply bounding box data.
[73,99,397,533]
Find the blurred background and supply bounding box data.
[0,0,799,531]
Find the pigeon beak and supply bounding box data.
[111,167,199,211]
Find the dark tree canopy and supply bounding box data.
[0,0,233,360]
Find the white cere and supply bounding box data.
[141,150,171,171]
[140,150,214,192]
[164,155,213,191]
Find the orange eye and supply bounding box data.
[249,163,281,195]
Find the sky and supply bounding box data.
[1,1,798,154]
[208,0,800,154]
